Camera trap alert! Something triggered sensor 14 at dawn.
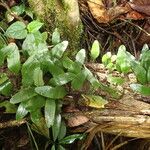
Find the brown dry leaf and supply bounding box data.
[87,0,130,23]
[128,0,150,16]
[67,115,89,127]
[126,10,145,20]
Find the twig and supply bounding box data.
[0,119,26,129]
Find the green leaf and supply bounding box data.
[0,80,13,96]
[130,84,150,96]
[11,4,25,15]
[84,67,100,89]
[82,94,108,108]
[116,45,133,73]
[5,21,27,39]
[130,61,147,84]
[35,86,67,99]
[0,101,17,113]
[6,43,21,73]
[102,52,111,66]
[33,67,44,86]
[58,121,66,141]
[71,69,87,90]
[49,72,75,86]
[22,55,40,86]
[16,102,28,120]
[25,8,33,19]
[107,75,125,85]
[90,40,100,60]
[140,50,150,71]
[51,41,68,58]
[60,134,85,145]
[52,114,61,141]
[24,96,46,112]
[51,145,55,150]
[75,49,86,65]
[31,111,49,138]
[52,28,60,45]
[58,145,66,150]
[10,87,37,104]
[45,99,56,128]
[147,67,150,83]
[27,20,43,33]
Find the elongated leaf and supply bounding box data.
[51,145,55,150]
[33,67,44,86]
[58,145,66,150]
[27,20,43,33]
[51,41,68,58]
[45,99,56,128]
[71,70,87,90]
[75,49,86,65]
[60,134,85,144]
[16,102,28,120]
[130,61,147,84]
[7,43,21,73]
[22,55,40,86]
[130,84,150,96]
[0,80,13,96]
[58,121,66,141]
[147,67,150,83]
[31,112,49,138]
[49,72,75,86]
[52,114,61,141]
[24,96,46,112]
[140,50,150,71]
[90,40,100,60]
[52,28,60,45]
[0,101,17,113]
[5,21,27,39]
[10,87,37,104]
[35,86,67,99]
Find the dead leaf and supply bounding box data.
[87,0,130,23]
[68,115,89,127]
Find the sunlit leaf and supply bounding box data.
[27,20,43,33]
[51,145,55,150]
[10,87,37,104]
[51,41,68,58]
[6,43,21,74]
[33,67,44,86]
[75,49,86,64]
[35,86,67,99]
[0,80,13,96]
[45,99,56,128]
[5,21,27,39]
[147,67,150,83]
[52,28,60,45]
[49,72,75,86]
[82,94,108,108]
[130,61,147,84]
[90,40,100,60]
[16,102,28,120]
[130,84,150,96]
[58,145,66,150]
[107,75,125,85]
[11,4,25,15]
